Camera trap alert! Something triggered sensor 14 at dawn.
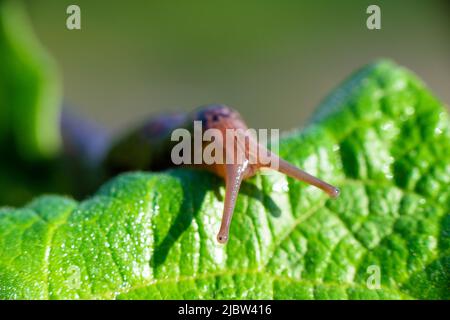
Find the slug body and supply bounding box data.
[105,104,339,244]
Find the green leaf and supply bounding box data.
[0,1,68,206]
[0,60,448,299]
[0,0,62,160]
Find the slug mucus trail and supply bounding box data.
[105,104,340,244]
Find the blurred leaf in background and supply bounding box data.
[0,1,99,206]
[0,0,61,160]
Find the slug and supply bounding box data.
[104,104,340,244]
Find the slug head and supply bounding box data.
[193,105,340,244]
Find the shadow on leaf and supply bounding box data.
[150,169,281,269]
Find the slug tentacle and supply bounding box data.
[269,156,340,198]
[217,162,248,244]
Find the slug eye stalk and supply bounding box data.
[274,157,340,198]
[217,163,247,244]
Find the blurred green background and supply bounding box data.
[25,0,449,132]
[1,0,448,206]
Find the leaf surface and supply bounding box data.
[0,61,448,299]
